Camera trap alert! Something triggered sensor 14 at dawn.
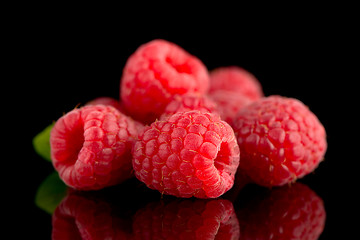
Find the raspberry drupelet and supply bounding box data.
[232,96,327,187]
[132,111,240,198]
[50,105,143,190]
[120,39,210,124]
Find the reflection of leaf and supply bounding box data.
[35,172,67,214]
[33,123,54,162]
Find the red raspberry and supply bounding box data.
[161,94,219,119]
[237,183,326,240]
[120,39,210,124]
[233,96,327,187]
[209,66,263,100]
[132,111,240,198]
[85,97,144,132]
[208,90,253,125]
[132,199,240,240]
[50,105,143,190]
[52,192,133,240]
[208,66,263,125]
[85,96,124,113]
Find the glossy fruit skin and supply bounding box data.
[120,39,210,124]
[50,105,142,190]
[132,111,240,198]
[233,96,327,187]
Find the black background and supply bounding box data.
[10,14,356,239]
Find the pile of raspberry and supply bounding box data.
[48,39,327,198]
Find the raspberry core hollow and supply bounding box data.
[50,105,142,190]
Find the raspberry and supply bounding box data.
[50,105,143,190]
[52,191,133,240]
[132,110,240,198]
[132,199,240,240]
[208,90,253,125]
[233,96,327,187]
[237,183,326,240]
[85,97,144,133]
[85,96,124,113]
[209,66,263,100]
[161,94,218,120]
[120,39,210,124]
[208,67,263,125]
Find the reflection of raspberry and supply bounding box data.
[161,94,218,119]
[52,192,133,240]
[132,111,240,198]
[233,96,327,187]
[120,39,210,124]
[237,183,326,240]
[50,105,143,190]
[133,199,239,240]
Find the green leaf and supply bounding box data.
[33,123,54,162]
[35,172,67,214]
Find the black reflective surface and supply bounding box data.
[36,173,327,240]
[16,21,355,239]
